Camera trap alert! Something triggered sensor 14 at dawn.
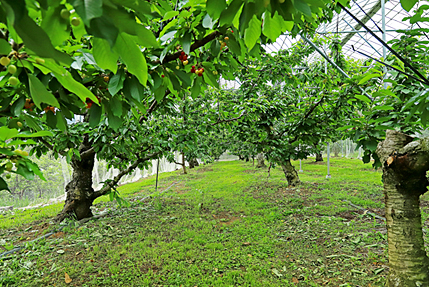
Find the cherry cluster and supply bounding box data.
[179,51,188,65]
[24,99,35,112]
[190,66,204,77]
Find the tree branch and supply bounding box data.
[90,149,163,199]
[211,111,247,126]
[156,31,221,64]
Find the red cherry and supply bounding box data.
[198,73,202,77]
[183,55,187,60]
[192,65,195,68]
[162,75,165,78]
[179,55,183,60]
[181,51,185,56]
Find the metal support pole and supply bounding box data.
[381,0,387,89]
[299,33,373,101]
[155,158,160,192]
[326,142,331,179]
[324,23,327,74]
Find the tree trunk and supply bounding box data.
[256,153,266,168]
[376,130,429,286]
[189,158,199,169]
[182,151,187,174]
[281,159,300,186]
[56,145,95,222]
[315,152,323,162]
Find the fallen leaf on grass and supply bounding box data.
[292,277,299,283]
[65,272,72,284]
[242,242,251,246]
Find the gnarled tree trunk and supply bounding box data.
[281,159,300,186]
[256,153,266,168]
[376,130,429,286]
[315,152,323,162]
[189,158,199,169]
[56,144,95,222]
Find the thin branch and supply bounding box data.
[139,98,160,124]
[210,111,247,126]
[91,149,162,199]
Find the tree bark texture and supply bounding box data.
[315,152,323,162]
[376,130,429,286]
[56,148,95,222]
[256,153,266,168]
[281,159,300,186]
[189,158,199,169]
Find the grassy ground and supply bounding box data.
[1,158,429,286]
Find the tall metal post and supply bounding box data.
[324,23,327,74]
[381,0,387,88]
[326,142,331,179]
[155,158,160,192]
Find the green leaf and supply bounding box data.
[28,74,60,109]
[219,0,243,27]
[355,94,371,104]
[0,38,10,55]
[86,14,119,47]
[37,59,99,104]
[400,0,418,11]
[93,37,119,73]
[244,15,261,51]
[123,76,145,102]
[262,12,283,42]
[23,115,41,131]
[16,130,53,138]
[110,96,122,117]
[7,139,36,146]
[13,12,72,65]
[26,161,45,180]
[41,6,70,47]
[46,110,57,129]
[202,13,215,29]
[16,163,34,180]
[182,32,192,56]
[163,10,179,21]
[89,103,102,127]
[294,0,312,16]
[105,6,158,48]
[207,0,226,19]
[71,0,103,26]
[373,105,394,111]
[114,33,147,86]
[107,110,122,131]
[175,70,191,88]
[0,126,18,141]
[56,111,67,131]
[0,177,9,191]
[108,69,125,96]
[191,78,201,99]
[154,85,167,103]
[358,73,381,85]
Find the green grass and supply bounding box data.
[2,157,428,286]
